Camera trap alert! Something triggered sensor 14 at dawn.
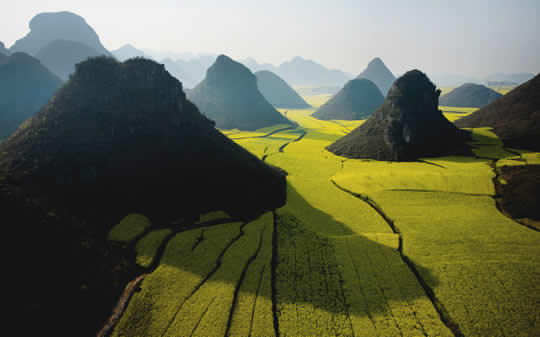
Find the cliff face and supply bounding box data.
[188,55,292,130]
[455,74,540,151]
[327,70,471,161]
[1,56,286,336]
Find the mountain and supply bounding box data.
[188,55,292,130]
[255,70,311,109]
[0,52,62,139]
[439,83,502,108]
[1,56,286,335]
[111,44,147,61]
[327,70,471,161]
[455,73,540,151]
[312,78,384,120]
[174,55,216,88]
[428,73,481,87]
[277,56,351,87]
[241,57,278,73]
[9,11,110,56]
[0,41,8,55]
[161,58,198,89]
[484,73,535,86]
[35,39,103,80]
[356,57,396,95]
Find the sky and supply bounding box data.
[1,0,539,77]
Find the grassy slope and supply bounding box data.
[110,94,538,336]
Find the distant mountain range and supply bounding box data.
[7,11,111,81]
[428,72,535,87]
[10,11,110,56]
[35,39,103,81]
[111,44,148,61]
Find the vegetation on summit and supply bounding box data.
[327,70,472,161]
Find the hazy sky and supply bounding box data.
[2,0,539,77]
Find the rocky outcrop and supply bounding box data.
[357,57,396,95]
[0,52,62,139]
[455,74,540,151]
[439,83,502,108]
[327,70,471,161]
[9,11,110,56]
[35,39,103,80]
[312,78,384,120]
[255,70,311,109]
[188,55,292,130]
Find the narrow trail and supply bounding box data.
[416,159,447,169]
[279,130,307,153]
[230,126,295,140]
[330,179,465,337]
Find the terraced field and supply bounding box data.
[107,94,539,336]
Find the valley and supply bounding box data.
[106,94,539,336]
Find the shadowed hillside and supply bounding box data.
[357,57,396,95]
[255,70,311,108]
[455,73,540,151]
[1,56,286,336]
[0,41,8,55]
[188,55,292,130]
[10,11,110,56]
[0,52,62,139]
[35,39,104,80]
[327,70,471,161]
[439,83,502,108]
[312,78,384,120]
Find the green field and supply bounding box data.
[109,95,540,336]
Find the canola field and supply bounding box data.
[109,94,539,336]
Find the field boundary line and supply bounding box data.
[330,179,465,337]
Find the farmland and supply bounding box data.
[108,93,539,336]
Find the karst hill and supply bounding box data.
[35,39,104,80]
[455,73,540,151]
[1,56,287,335]
[9,11,110,56]
[312,78,384,120]
[357,57,396,95]
[187,54,292,130]
[327,69,471,161]
[439,83,502,108]
[0,52,63,139]
[255,70,311,109]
